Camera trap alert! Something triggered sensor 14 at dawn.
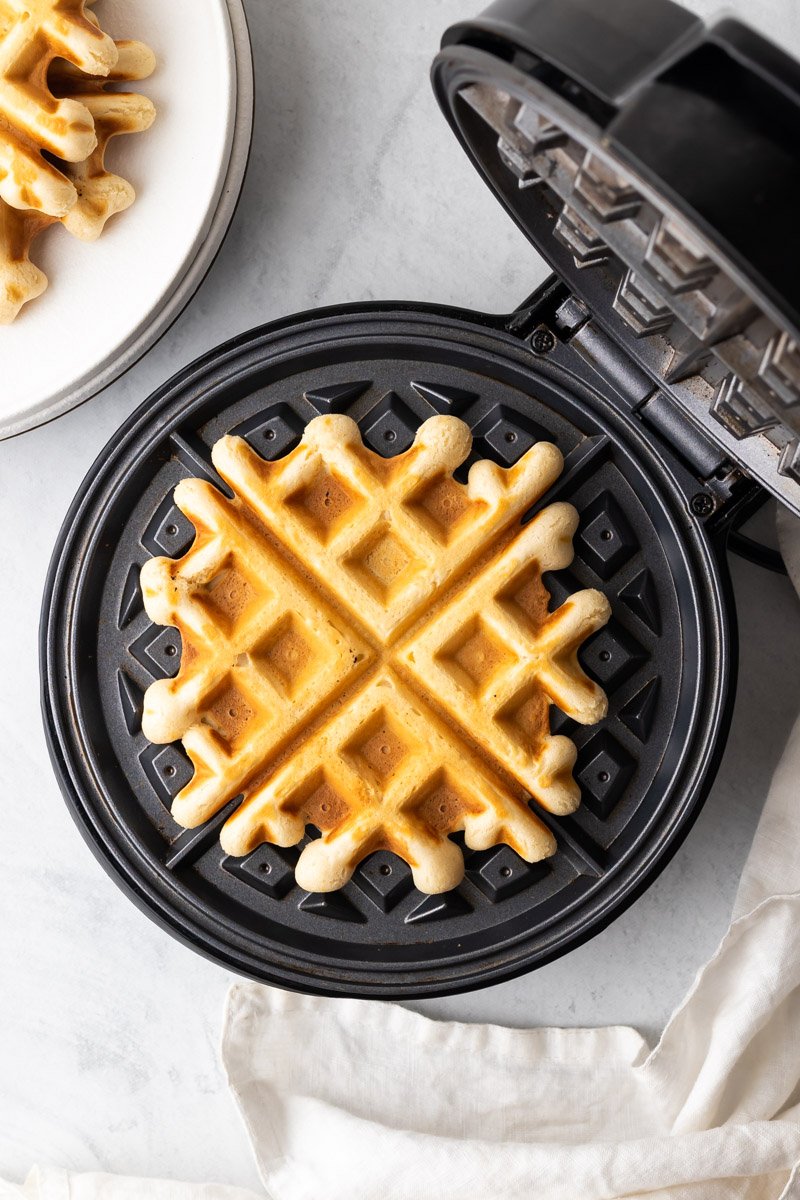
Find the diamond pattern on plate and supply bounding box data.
[580,621,647,690]
[130,625,182,680]
[223,844,297,900]
[472,403,549,464]
[361,391,419,456]
[577,493,637,582]
[141,495,196,559]
[353,851,414,913]
[231,403,305,459]
[576,731,635,819]
[469,844,550,902]
[139,741,195,807]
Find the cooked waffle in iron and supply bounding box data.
[141,414,611,895]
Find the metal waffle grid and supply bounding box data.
[456,79,800,508]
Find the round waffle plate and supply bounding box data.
[0,0,253,439]
[42,304,734,998]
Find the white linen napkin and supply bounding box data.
[6,516,800,1199]
[0,1172,260,1200]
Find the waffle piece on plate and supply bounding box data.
[0,0,116,216]
[0,2,155,322]
[141,415,611,895]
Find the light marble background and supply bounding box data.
[2,0,800,1190]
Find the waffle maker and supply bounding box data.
[41,0,800,998]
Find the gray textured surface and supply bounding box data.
[1,0,799,1189]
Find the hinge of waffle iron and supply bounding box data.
[548,292,745,508]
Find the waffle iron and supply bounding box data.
[41,0,800,998]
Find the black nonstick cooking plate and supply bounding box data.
[41,0,800,998]
[42,291,743,997]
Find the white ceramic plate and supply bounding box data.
[0,0,253,438]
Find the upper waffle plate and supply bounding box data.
[0,0,252,438]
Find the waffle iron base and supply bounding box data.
[41,301,736,998]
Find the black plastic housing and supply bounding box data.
[438,0,800,333]
[41,301,740,998]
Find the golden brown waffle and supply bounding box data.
[0,31,155,322]
[0,0,117,216]
[142,415,612,895]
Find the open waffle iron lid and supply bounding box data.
[432,0,800,518]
